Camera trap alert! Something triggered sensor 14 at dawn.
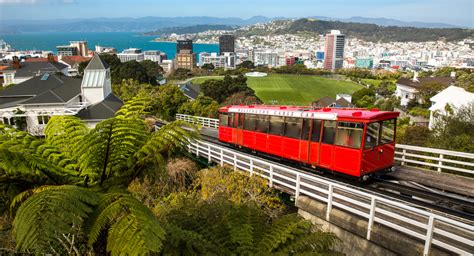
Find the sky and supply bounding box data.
[0,0,473,27]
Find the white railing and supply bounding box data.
[396,144,474,175]
[187,139,473,256]
[176,113,474,177]
[176,114,219,129]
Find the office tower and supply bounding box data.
[219,35,235,54]
[323,30,345,70]
[177,39,193,54]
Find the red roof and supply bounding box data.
[60,55,91,65]
[0,66,8,71]
[219,105,399,121]
[25,57,58,62]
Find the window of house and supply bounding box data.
[365,122,380,149]
[219,113,229,127]
[37,115,50,125]
[335,122,364,149]
[380,119,396,144]
[255,115,269,133]
[284,117,302,139]
[311,120,323,142]
[244,114,257,131]
[322,121,336,144]
[269,116,284,136]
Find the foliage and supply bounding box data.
[201,74,258,103]
[170,68,193,80]
[397,125,431,147]
[417,82,447,106]
[352,88,376,108]
[429,103,474,153]
[153,84,189,120]
[408,107,430,118]
[178,95,220,118]
[140,59,163,83]
[201,63,215,71]
[374,96,400,111]
[274,64,331,76]
[195,167,284,218]
[278,18,474,42]
[1,95,199,254]
[237,60,255,69]
[375,81,396,97]
[112,79,156,103]
[158,193,339,255]
[222,91,263,106]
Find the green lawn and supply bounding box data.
[247,74,362,105]
[191,74,362,106]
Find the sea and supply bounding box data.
[0,32,219,59]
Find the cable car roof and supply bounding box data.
[219,105,399,121]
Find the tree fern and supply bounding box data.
[86,192,166,255]
[12,185,99,253]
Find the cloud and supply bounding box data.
[0,0,75,4]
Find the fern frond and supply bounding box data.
[12,185,99,253]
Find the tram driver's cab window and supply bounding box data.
[335,122,363,149]
[269,116,284,136]
[365,122,380,148]
[219,113,229,127]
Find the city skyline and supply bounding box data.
[0,0,472,28]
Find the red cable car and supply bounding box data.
[218,105,400,179]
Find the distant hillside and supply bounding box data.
[309,16,465,29]
[144,24,237,36]
[277,19,474,42]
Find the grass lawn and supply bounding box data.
[191,74,362,106]
[247,74,362,105]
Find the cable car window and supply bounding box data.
[322,121,336,144]
[238,114,244,129]
[311,120,322,142]
[335,122,364,149]
[255,115,269,133]
[380,119,396,144]
[219,113,229,127]
[284,117,302,139]
[365,122,380,149]
[302,118,311,140]
[244,114,257,131]
[269,116,284,136]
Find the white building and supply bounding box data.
[428,86,474,129]
[0,54,123,134]
[161,60,174,74]
[395,72,455,106]
[253,50,280,67]
[144,50,162,63]
[117,48,144,62]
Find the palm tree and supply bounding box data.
[1,94,198,255]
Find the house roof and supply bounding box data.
[396,77,454,89]
[0,74,82,104]
[4,61,68,77]
[335,97,354,108]
[60,56,91,66]
[76,93,123,120]
[429,85,474,112]
[312,96,334,107]
[25,57,58,62]
[85,54,109,70]
[179,83,200,100]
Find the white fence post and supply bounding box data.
[249,159,254,176]
[401,149,406,166]
[423,216,435,256]
[269,165,274,187]
[437,154,444,172]
[295,174,301,202]
[207,144,211,163]
[366,197,376,240]
[233,154,237,171]
[326,184,334,221]
[220,149,224,166]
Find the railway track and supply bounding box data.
[157,121,474,221]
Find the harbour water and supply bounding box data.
[0,32,219,59]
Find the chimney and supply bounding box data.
[12,56,21,69]
[412,71,419,82]
[450,71,456,79]
[47,53,56,63]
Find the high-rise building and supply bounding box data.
[177,39,193,54]
[323,30,345,70]
[70,41,89,57]
[176,49,196,71]
[219,35,235,54]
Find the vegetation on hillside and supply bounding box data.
[144,24,237,36]
[276,18,473,42]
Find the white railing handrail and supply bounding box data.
[186,139,473,255]
[176,113,474,176]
